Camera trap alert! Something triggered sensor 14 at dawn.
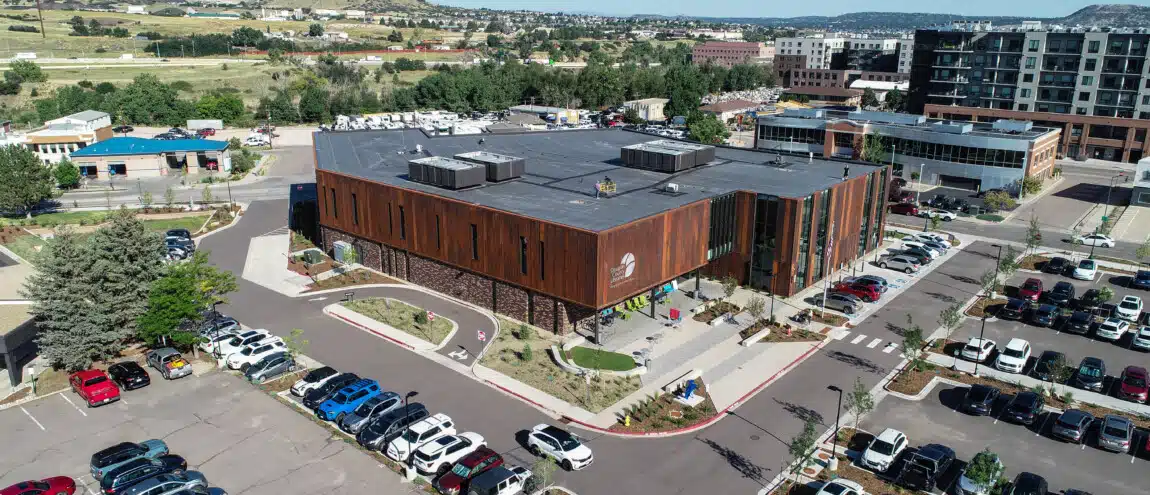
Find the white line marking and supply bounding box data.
[1081,442,1086,450]
[83,483,97,495]
[832,329,850,340]
[20,406,45,430]
[307,296,328,301]
[850,334,868,345]
[883,344,896,354]
[60,394,88,417]
[867,338,882,349]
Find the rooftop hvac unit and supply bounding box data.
[453,151,526,182]
[620,140,716,173]
[991,119,1033,133]
[408,156,486,189]
[929,121,973,135]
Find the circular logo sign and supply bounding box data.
[621,253,636,278]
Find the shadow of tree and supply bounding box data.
[943,272,978,285]
[886,322,907,337]
[825,350,885,375]
[923,291,958,303]
[698,437,770,486]
[772,398,825,425]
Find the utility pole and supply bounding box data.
[34,0,45,38]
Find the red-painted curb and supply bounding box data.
[330,312,416,351]
[483,380,562,416]
[562,339,827,437]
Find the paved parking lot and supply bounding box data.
[0,370,417,495]
[860,388,1148,495]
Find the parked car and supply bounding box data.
[1002,391,1044,425]
[386,412,455,462]
[165,229,192,241]
[926,209,957,221]
[1073,259,1098,280]
[920,240,950,254]
[1,477,76,495]
[244,352,295,384]
[811,292,861,315]
[912,232,946,244]
[962,384,1001,416]
[90,441,169,481]
[214,329,272,359]
[896,443,955,492]
[1044,281,1075,307]
[832,282,880,302]
[1073,234,1115,248]
[226,337,286,370]
[1074,357,1106,392]
[291,366,338,397]
[1118,366,1149,403]
[1028,304,1058,327]
[895,249,933,266]
[465,465,530,495]
[900,240,941,258]
[355,402,429,451]
[433,446,504,495]
[195,128,216,138]
[164,236,195,254]
[1132,270,1150,290]
[1031,350,1066,382]
[815,479,865,495]
[957,450,1003,495]
[878,254,920,274]
[961,337,996,362]
[1017,278,1043,301]
[901,246,936,263]
[1116,295,1143,321]
[198,328,242,356]
[1095,317,1129,341]
[117,472,206,495]
[1132,326,1150,351]
[1098,415,1134,453]
[1062,310,1095,335]
[107,361,150,391]
[318,379,383,423]
[997,298,1027,320]
[1052,408,1094,444]
[112,125,134,133]
[99,455,186,494]
[889,203,918,216]
[849,275,888,293]
[339,391,401,433]
[303,372,361,410]
[1008,472,1049,495]
[994,338,1031,374]
[71,370,121,407]
[411,432,486,477]
[146,348,192,380]
[861,428,907,473]
[1077,289,1104,312]
[526,424,593,471]
[1043,256,1073,275]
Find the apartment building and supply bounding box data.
[909,26,1150,162]
[775,34,906,88]
[691,41,773,68]
[25,110,112,165]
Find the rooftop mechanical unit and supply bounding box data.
[929,121,973,135]
[991,120,1033,133]
[408,156,485,189]
[620,140,716,173]
[453,151,526,182]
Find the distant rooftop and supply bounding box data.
[59,110,109,122]
[314,128,878,232]
[70,137,229,157]
[761,108,1058,141]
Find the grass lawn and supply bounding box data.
[341,297,453,345]
[567,346,637,371]
[140,215,212,234]
[478,318,641,413]
[2,210,111,226]
[2,234,44,263]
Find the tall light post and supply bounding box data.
[973,315,988,377]
[990,244,1003,298]
[915,163,925,205]
[211,301,224,357]
[827,385,843,471]
[403,391,418,425]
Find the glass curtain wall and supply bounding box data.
[795,196,814,290]
[750,195,779,291]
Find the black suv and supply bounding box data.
[1132,270,1150,290]
[1003,391,1044,425]
[1062,310,1094,334]
[1045,281,1075,307]
[1009,472,1049,495]
[962,384,1000,416]
[1028,304,1058,327]
[1044,257,1073,275]
[998,298,1027,320]
[1032,350,1066,382]
[1077,289,1103,312]
[897,444,955,492]
[302,372,360,410]
[1074,357,1106,392]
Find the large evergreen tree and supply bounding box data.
[22,228,103,370]
[0,145,55,218]
[86,209,166,352]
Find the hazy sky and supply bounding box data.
[432,0,1100,18]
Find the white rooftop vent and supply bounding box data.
[665,183,680,193]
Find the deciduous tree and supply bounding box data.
[0,145,55,218]
[688,115,730,144]
[964,449,1003,493]
[844,376,874,430]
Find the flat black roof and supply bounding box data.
[314,128,878,231]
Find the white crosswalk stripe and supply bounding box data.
[832,329,851,340]
[866,338,882,349]
[883,343,896,353]
[850,334,868,345]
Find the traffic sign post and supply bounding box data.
[426,311,436,322]
[477,330,486,342]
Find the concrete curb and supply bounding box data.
[0,242,29,265]
[323,301,459,352]
[0,387,68,412]
[325,307,416,351]
[191,202,248,243]
[559,338,830,438]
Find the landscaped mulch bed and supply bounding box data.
[609,378,719,433]
[287,258,334,277]
[290,231,317,253]
[0,388,31,405]
[692,301,741,322]
[760,326,827,344]
[1019,254,1051,271]
[826,456,899,495]
[304,269,402,291]
[965,297,1007,318]
[810,311,848,326]
[256,369,308,394]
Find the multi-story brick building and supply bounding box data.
[691,41,773,68]
[774,34,907,89]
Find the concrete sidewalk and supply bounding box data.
[240,233,313,296]
[1112,204,1150,244]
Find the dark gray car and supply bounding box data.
[340,391,402,434]
[100,455,187,494]
[117,471,206,495]
[356,403,429,451]
[244,352,295,384]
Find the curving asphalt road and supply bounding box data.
[200,200,1002,494]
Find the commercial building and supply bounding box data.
[508,105,581,125]
[698,99,759,122]
[909,26,1150,162]
[774,35,909,88]
[782,86,864,106]
[68,137,231,180]
[1133,156,1150,206]
[25,110,112,165]
[622,98,669,122]
[314,129,890,338]
[780,67,910,89]
[691,41,773,68]
[849,80,911,103]
[755,108,1061,192]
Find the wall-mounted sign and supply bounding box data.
[608,252,636,288]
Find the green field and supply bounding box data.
[568,346,638,371]
[2,234,44,263]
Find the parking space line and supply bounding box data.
[60,394,88,417]
[883,343,896,353]
[1038,414,1054,437]
[867,338,882,349]
[20,406,45,430]
[851,334,868,345]
[83,482,97,495]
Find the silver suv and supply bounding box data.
[118,472,207,495]
[812,293,861,315]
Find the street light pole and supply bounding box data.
[211,301,224,358]
[915,163,925,205]
[974,315,988,377]
[827,385,843,471]
[990,244,1003,298]
[403,391,418,425]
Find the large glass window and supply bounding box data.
[708,193,737,260]
[858,174,875,257]
[750,195,779,291]
[795,196,814,290]
[872,168,887,248]
[757,125,827,145]
[812,190,832,281]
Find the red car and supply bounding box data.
[1119,366,1149,403]
[1017,278,1043,302]
[196,128,216,137]
[1,477,76,495]
[889,203,918,216]
[433,446,503,495]
[833,283,880,303]
[70,370,120,407]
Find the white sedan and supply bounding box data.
[815,479,865,495]
[1073,259,1097,281]
[961,337,996,362]
[1074,234,1115,248]
[927,209,958,221]
[226,338,286,370]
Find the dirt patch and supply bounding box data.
[1019,254,1051,271]
[692,301,741,322]
[305,269,403,292]
[810,311,848,326]
[761,326,827,343]
[0,388,31,405]
[965,297,1007,318]
[609,379,719,433]
[256,369,307,394]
